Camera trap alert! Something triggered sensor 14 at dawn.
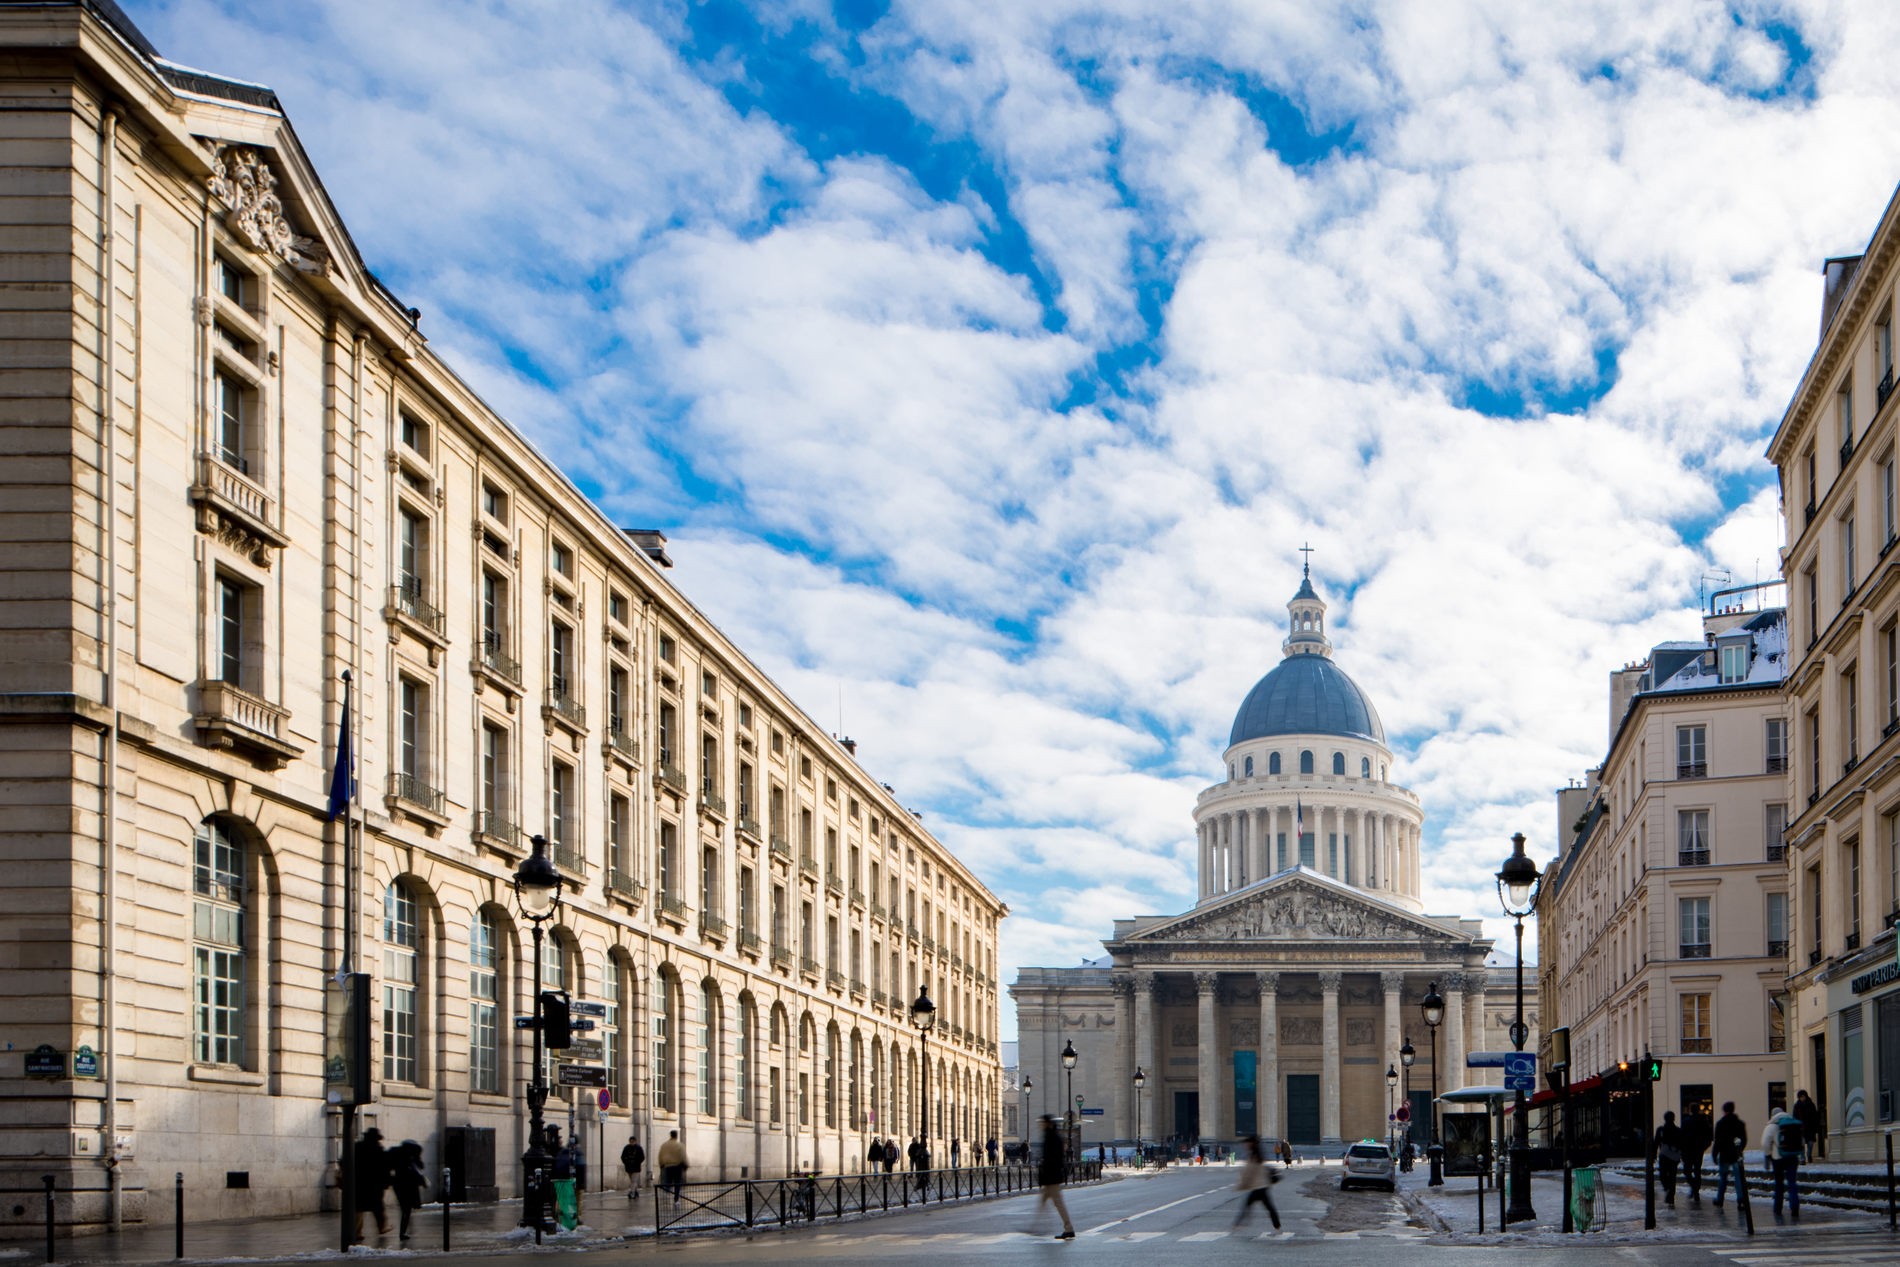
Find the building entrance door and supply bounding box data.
[1174,1090,1200,1142]
[1286,1074,1321,1144]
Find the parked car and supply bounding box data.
[1341,1140,1397,1191]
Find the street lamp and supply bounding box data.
[1022,1075,1033,1161]
[1132,1066,1146,1169]
[1421,980,1444,1187]
[1061,1039,1079,1169]
[514,835,564,1234]
[1497,831,1541,1225]
[911,984,936,1172]
[1386,1065,1399,1150]
[1400,1037,1416,1170]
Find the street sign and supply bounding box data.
[597,1088,612,1111]
[569,1019,597,1032]
[73,1045,101,1079]
[559,1038,604,1060]
[557,1064,607,1088]
[1080,1108,1105,1116]
[570,1001,606,1018]
[514,1016,538,1029]
[1466,1051,1511,1068]
[1503,1051,1537,1092]
[25,1044,64,1078]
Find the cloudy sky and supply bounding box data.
[134,0,1900,1037]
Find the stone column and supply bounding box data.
[1465,970,1487,1075]
[1346,808,1361,886]
[1257,971,1280,1142]
[1135,972,1160,1133]
[1443,974,1467,1092]
[1381,972,1403,1078]
[1319,971,1342,1144]
[1112,976,1135,1140]
[1196,972,1222,1143]
[1255,808,1270,881]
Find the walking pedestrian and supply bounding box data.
[1764,1104,1804,1219]
[883,1137,899,1174]
[390,1140,427,1241]
[656,1129,687,1207]
[908,1135,931,1198]
[1682,1109,1711,1204]
[1653,1110,1684,1207]
[1032,1117,1076,1240]
[1232,1135,1281,1229]
[620,1136,646,1200]
[1792,1089,1822,1162]
[352,1127,390,1240]
[951,1136,961,1169]
[867,1136,883,1174]
[1711,1102,1748,1208]
[986,1136,998,1166]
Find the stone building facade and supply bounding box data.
[1012,571,1527,1153]
[0,2,1003,1236]
[1538,590,1794,1139]
[1765,184,1900,1160]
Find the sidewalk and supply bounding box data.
[1407,1165,1889,1245]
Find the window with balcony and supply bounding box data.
[1768,991,1787,1053]
[1844,510,1859,595]
[390,677,442,816]
[658,820,679,914]
[213,367,254,473]
[1839,380,1856,459]
[738,865,757,943]
[1845,665,1861,768]
[547,621,582,727]
[607,664,636,760]
[1808,708,1822,802]
[1765,801,1787,862]
[1680,991,1712,1053]
[215,574,256,688]
[736,760,757,836]
[1808,863,1823,963]
[1804,564,1818,647]
[771,884,788,963]
[1803,446,1817,524]
[1766,717,1788,774]
[478,570,518,684]
[658,701,680,789]
[478,722,511,842]
[701,846,723,937]
[608,792,636,897]
[1676,725,1707,779]
[1679,896,1711,958]
[1884,450,1899,547]
[1766,890,1788,958]
[382,881,422,1083]
[700,733,723,815]
[549,761,579,872]
[1847,837,1863,948]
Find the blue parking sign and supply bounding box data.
[1503,1051,1537,1091]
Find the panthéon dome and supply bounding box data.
[1227,563,1385,746]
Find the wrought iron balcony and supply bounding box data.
[608,728,640,763]
[475,810,520,849]
[545,685,586,732]
[826,875,844,897]
[699,912,729,941]
[737,814,762,840]
[657,763,688,794]
[1846,930,1862,951]
[1681,1037,1712,1054]
[1767,939,1789,957]
[1676,761,1707,780]
[607,868,645,903]
[552,839,585,876]
[801,955,821,978]
[1679,942,1711,960]
[799,853,818,877]
[850,884,865,907]
[1766,755,1788,774]
[1677,849,1710,867]
[388,574,446,639]
[659,892,689,920]
[1880,364,1895,410]
[849,977,866,997]
[387,771,445,818]
[1767,841,1786,862]
[869,899,886,920]
[770,834,791,859]
[771,944,792,970]
[476,631,522,687]
[740,930,764,956]
[826,969,846,991]
[700,786,727,818]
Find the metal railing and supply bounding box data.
[771,945,792,970]
[1677,848,1710,867]
[658,763,688,793]
[740,930,763,955]
[700,911,729,940]
[826,969,846,991]
[1767,938,1788,957]
[609,728,640,762]
[388,771,444,816]
[475,810,519,847]
[826,875,844,897]
[1767,841,1786,862]
[1676,761,1707,779]
[660,892,689,920]
[737,814,762,839]
[800,955,820,978]
[553,840,585,875]
[478,632,521,685]
[701,786,727,817]
[652,1162,1104,1235]
[390,576,447,638]
[770,835,792,859]
[1679,942,1711,960]
[546,687,586,730]
[607,868,645,903]
[799,853,818,877]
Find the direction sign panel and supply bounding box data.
[560,1038,604,1061]
[557,1064,607,1088]
[570,1001,606,1018]
[1079,1108,1105,1116]
[569,1019,596,1032]
[514,1016,538,1029]
[1503,1051,1537,1092]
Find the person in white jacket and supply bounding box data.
[1231,1136,1281,1229]
[1762,1109,1803,1218]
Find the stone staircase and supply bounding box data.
[1607,1162,1898,1217]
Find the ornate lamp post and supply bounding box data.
[911,984,936,1169]
[1400,1036,1416,1170]
[1421,980,1445,1187]
[1132,1066,1146,1169]
[1386,1065,1399,1151]
[514,835,564,1233]
[1021,1075,1033,1162]
[1497,831,1542,1225]
[1060,1039,1079,1170]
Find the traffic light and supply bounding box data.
[1644,1056,1662,1082]
[540,990,572,1049]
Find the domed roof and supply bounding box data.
[1229,655,1385,747]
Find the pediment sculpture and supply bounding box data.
[1141,881,1452,943]
[207,144,330,273]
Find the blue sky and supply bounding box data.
[134,1,1900,1038]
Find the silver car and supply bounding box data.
[1341,1140,1397,1191]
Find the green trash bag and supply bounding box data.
[553,1178,579,1230]
[1570,1166,1600,1233]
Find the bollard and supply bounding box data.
[42,1175,55,1266]
[442,1166,452,1252]
[1477,1155,1485,1235]
[175,1172,185,1260]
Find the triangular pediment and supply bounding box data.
[1116,868,1477,946]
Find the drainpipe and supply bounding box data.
[98,105,123,1232]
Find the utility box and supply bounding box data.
[443,1127,498,1202]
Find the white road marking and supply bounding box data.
[1180,1230,1229,1241]
[1079,1183,1223,1236]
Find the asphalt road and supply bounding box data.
[382,1164,1900,1267]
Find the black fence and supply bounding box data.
[655,1162,1105,1233]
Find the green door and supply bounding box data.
[1286,1074,1321,1144]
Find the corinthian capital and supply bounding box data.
[1317,971,1343,993]
[1194,971,1219,995]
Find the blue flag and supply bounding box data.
[327,678,355,822]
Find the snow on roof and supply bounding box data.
[1647,610,1787,694]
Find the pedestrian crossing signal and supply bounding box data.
[1643,1057,1662,1082]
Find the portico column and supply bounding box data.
[1381,971,1403,1082]
[1443,974,1467,1092]
[1135,972,1160,1130]
[1319,971,1343,1144]
[1196,973,1222,1143]
[1257,972,1281,1142]
[1113,976,1135,1139]
[1346,808,1361,886]
[1464,970,1486,1075]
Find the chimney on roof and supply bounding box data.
[623,529,672,568]
[841,737,857,757]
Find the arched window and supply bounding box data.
[603,957,624,1105]
[469,911,501,1095]
[652,970,673,1111]
[1269,752,1281,775]
[382,881,421,1083]
[1244,756,1254,777]
[1380,764,1387,781]
[1361,756,1372,778]
[1228,763,1235,779]
[1332,752,1346,775]
[825,1024,840,1128]
[192,818,249,1067]
[737,995,755,1121]
[1300,750,1314,775]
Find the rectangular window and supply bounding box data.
[1766,891,1788,958]
[1808,708,1822,800]
[1677,809,1710,866]
[398,678,425,781]
[609,666,629,737]
[1888,626,1900,731]
[1680,992,1712,1053]
[1844,512,1859,593]
[1766,717,1788,772]
[1804,446,1818,514]
[604,967,621,1105]
[469,915,499,1095]
[701,733,719,802]
[652,975,671,1112]
[701,845,719,916]
[398,507,427,596]
[659,820,678,901]
[736,1003,751,1120]
[1719,642,1748,684]
[481,571,507,654]
[550,540,573,579]
[1884,451,1898,544]
[213,254,249,305]
[549,761,573,854]
[382,886,419,1083]
[1809,863,1823,958]
[1768,992,1787,1053]
[1847,838,1863,940]
[739,865,756,938]
[608,589,628,626]
[215,576,248,686]
[1676,725,1707,778]
[1679,895,1711,958]
[770,1065,782,1125]
[481,482,507,522]
[481,723,506,823]
[550,621,573,699]
[609,793,631,883]
[399,410,429,457]
[659,632,677,664]
[658,701,677,770]
[1846,666,1861,765]
[697,987,713,1115]
[213,368,250,471]
[1765,802,1787,861]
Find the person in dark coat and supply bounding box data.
[1792,1090,1822,1161]
[1032,1117,1075,1239]
[390,1141,427,1240]
[352,1127,390,1240]
[986,1136,998,1166]
[1653,1111,1684,1206]
[620,1136,646,1200]
[1711,1102,1749,1207]
[1681,1110,1713,1203]
[907,1135,930,1197]
[882,1137,898,1173]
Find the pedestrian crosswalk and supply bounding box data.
[793,1225,1431,1247]
[1709,1236,1900,1266]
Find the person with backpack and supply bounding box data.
[882,1137,899,1173]
[619,1136,646,1201]
[1681,1109,1712,1204]
[1652,1110,1684,1207]
[1764,1105,1804,1219]
[1231,1135,1281,1230]
[1711,1102,1748,1207]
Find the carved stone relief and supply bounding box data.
[1345,1019,1375,1046]
[1228,1019,1259,1046]
[1280,1016,1320,1046]
[1152,880,1444,943]
[1170,1021,1197,1048]
[207,144,329,272]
